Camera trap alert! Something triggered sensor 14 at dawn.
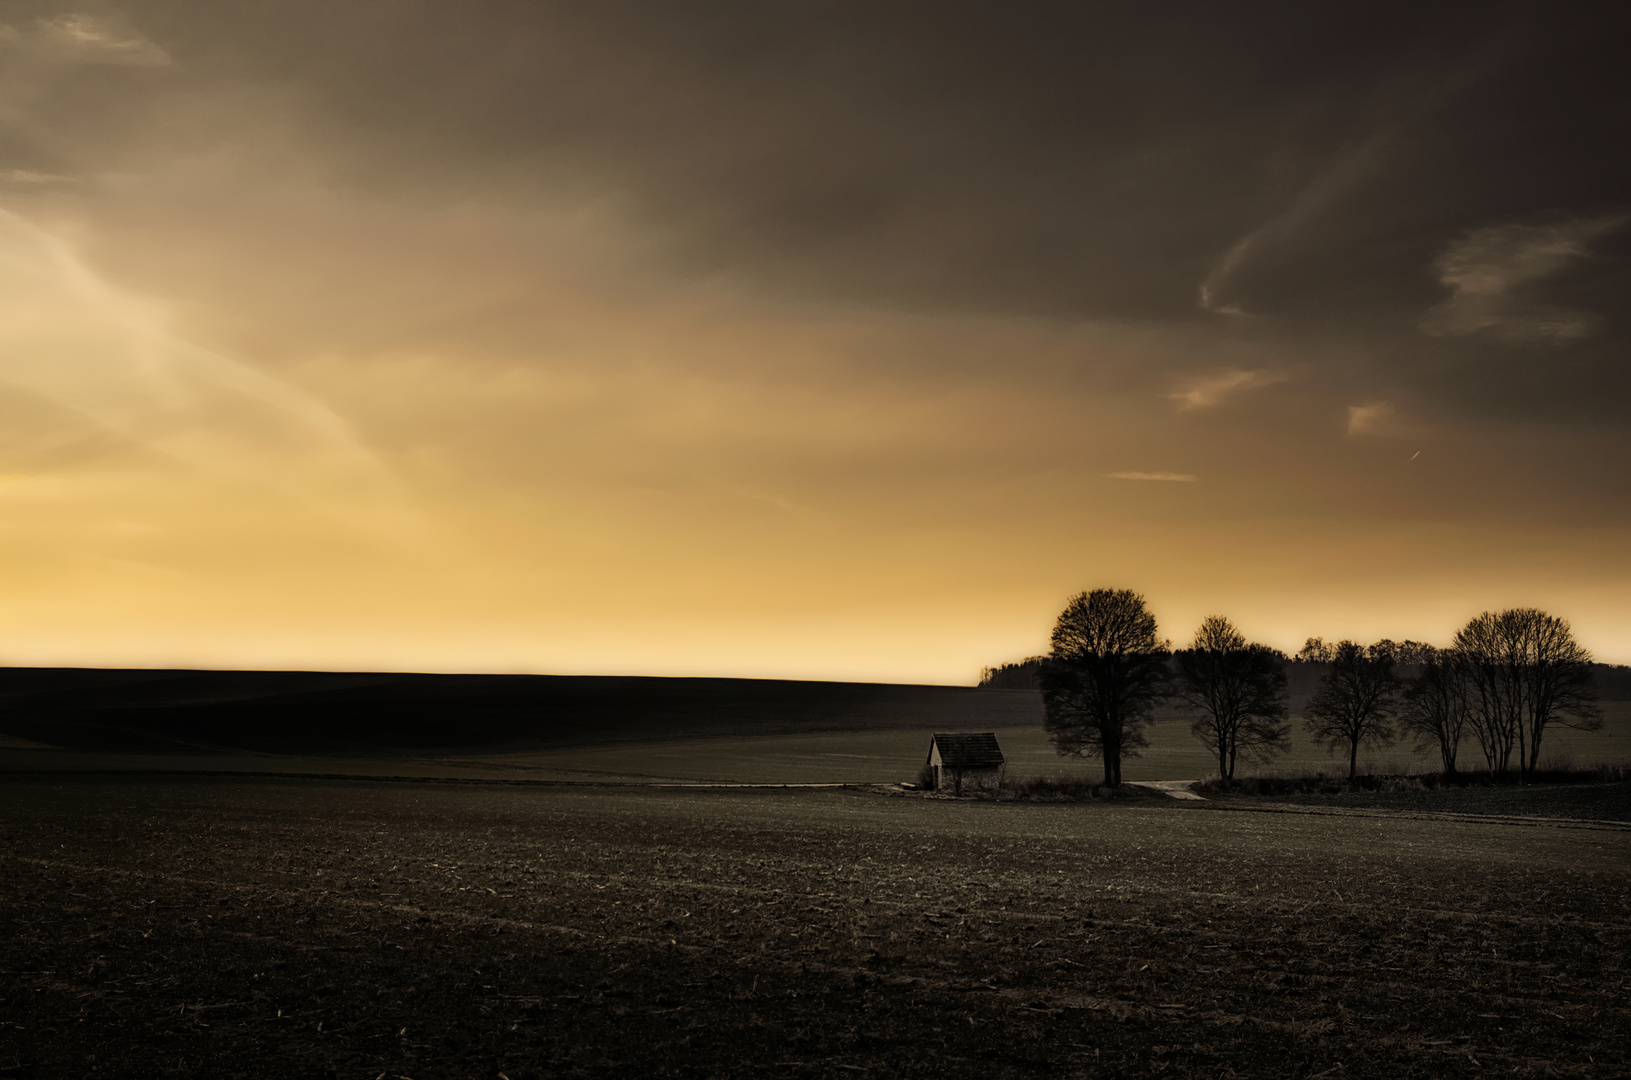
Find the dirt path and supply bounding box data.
[1127,779,1206,800]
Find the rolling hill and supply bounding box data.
[0,668,1042,756]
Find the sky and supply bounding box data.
[0,1,1627,681]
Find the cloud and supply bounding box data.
[1419,214,1625,343]
[1197,245,1256,316]
[80,1,1559,327]
[1169,368,1288,410]
[1195,285,1247,316]
[1346,401,1396,436]
[28,14,171,66]
[1109,471,1199,483]
[1,169,73,186]
[0,207,376,484]
[1196,134,1389,317]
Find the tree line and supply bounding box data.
[1019,588,1603,788]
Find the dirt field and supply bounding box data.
[2,776,1626,1078]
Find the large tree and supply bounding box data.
[1454,608,1600,780]
[1302,641,1400,780]
[1038,588,1169,787]
[1456,611,1525,775]
[1172,616,1289,788]
[1399,647,1470,777]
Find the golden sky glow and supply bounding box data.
[0,5,1627,679]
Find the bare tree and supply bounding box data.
[1302,641,1400,780]
[1296,637,1334,663]
[1454,609,1600,780]
[1038,588,1169,787]
[1399,648,1470,777]
[1454,612,1522,774]
[1520,611,1602,777]
[1172,616,1289,788]
[1374,639,1438,668]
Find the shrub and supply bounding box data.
[967,775,1145,802]
[1195,760,1630,796]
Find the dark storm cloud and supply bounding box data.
[6,1,1628,418]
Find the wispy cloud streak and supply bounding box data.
[0,208,379,485]
[1169,368,1288,410]
[1419,214,1624,344]
[1109,471,1198,483]
[1346,402,1396,436]
[24,13,170,66]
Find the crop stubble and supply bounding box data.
[0,776,1626,1078]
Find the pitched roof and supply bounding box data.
[929,732,1005,769]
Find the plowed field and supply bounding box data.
[1,776,1626,1078]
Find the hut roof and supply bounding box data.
[928,732,1005,769]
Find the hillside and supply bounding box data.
[0,668,1042,755]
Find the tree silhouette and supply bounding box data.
[1038,588,1169,787]
[1399,648,1471,777]
[1172,616,1289,788]
[1302,641,1400,780]
[1296,637,1335,664]
[1454,608,1600,780]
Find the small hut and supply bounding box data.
[925,732,1005,794]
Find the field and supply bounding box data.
[12,701,1631,796]
[2,775,1627,1078]
[455,701,1631,785]
[3,674,1627,1077]
[0,664,1623,790]
[5,700,1624,788]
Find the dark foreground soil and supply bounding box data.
[1,776,1626,1079]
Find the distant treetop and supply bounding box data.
[1296,637,1435,666]
[978,658,1045,690]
